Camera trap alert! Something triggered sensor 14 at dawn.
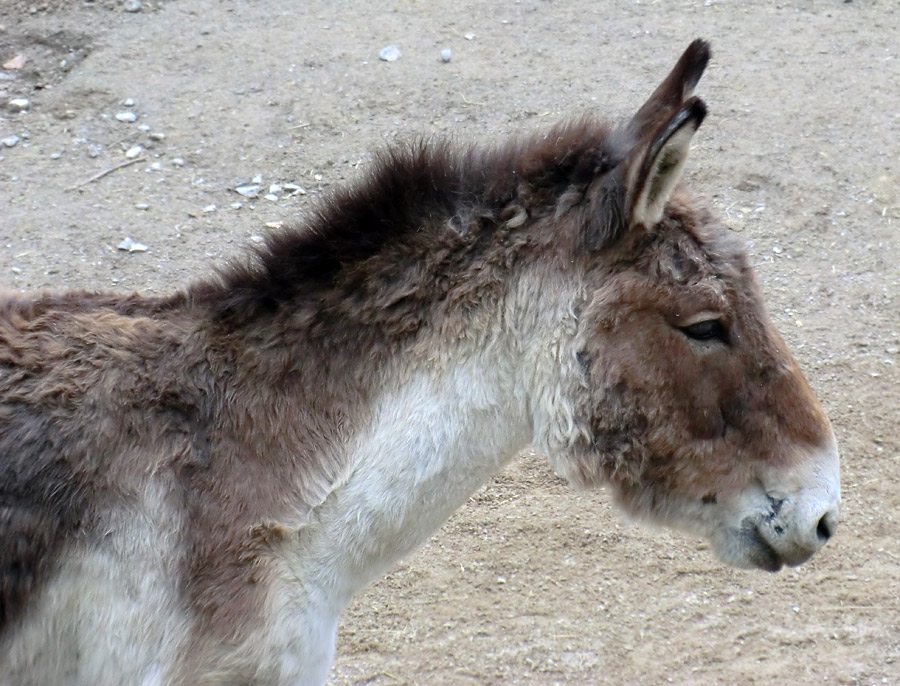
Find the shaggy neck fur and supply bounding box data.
[167,133,604,681]
[255,267,584,685]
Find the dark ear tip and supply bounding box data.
[688,96,708,126]
[688,38,712,59]
[683,39,712,84]
[668,96,708,136]
[685,38,712,66]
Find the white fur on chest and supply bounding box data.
[0,480,187,686]
[336,360,531,578]
[264,275,585,686]
[269,356,535,684]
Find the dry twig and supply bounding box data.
[66,157,147,191]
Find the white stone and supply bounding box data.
[7,98,30,112]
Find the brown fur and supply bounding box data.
[569,194,830,511]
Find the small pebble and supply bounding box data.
[269,183,282,194]
[440,48,452,63]
[230,202,243,210]
[171,157,185,167]
[235,183,260,198]
[115,111,138,123]
[135,203,150,210]
[148,161,162,171]
[202,204,217,213]
[464,32,476,40]
[379,45,401,62]
[125,145,143,158]
[283,183,305,196]
[3,55,27,70]
[149,132,166,142]
[121,98,136,107]
[118,237,148,252]
[138,123,151,132]
[7,98,30,112]
[123,0,141,12]
[252,174,263,184]
[250,235,265,244]
[2,135,20,148]
[50,151,62,160]
[772,245,783,254]
[264,193,279,202]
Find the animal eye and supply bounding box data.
[680,319,729,344]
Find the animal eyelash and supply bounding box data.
[679,319,729,344]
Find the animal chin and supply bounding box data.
[737,522,785,573]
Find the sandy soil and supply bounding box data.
[2,1,899,684]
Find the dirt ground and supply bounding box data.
[2,1,899,684]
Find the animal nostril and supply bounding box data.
[816,513,836,542]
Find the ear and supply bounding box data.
[626,97,707,228]
[629,39,711,140]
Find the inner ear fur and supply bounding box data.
[626,98,708,229]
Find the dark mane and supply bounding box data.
[193,117,629,323]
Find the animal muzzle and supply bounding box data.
[745,487,840,571]
[713,439,841,572]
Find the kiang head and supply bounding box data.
[553,40,840,572]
